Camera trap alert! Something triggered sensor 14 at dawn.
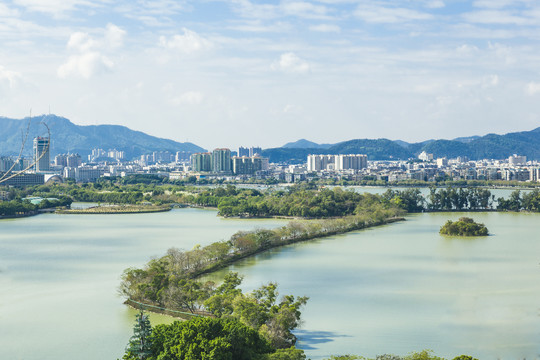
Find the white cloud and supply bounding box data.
[425,0,445,9]
[171,91,204,105]
[228,20,292,33]
[309,24,341,32]
[283,104,303,114]
[0,65,22,88]
[462,10,532,25]
[526,82,540,95]
[230,0,331,20]
[229,0,278,20]
[0,3,20,17]
[483,74,500,87]
[57,52,114,79]
[355,5,433,23]
[281,1,330,19]
[456,44,480,55]
[58,24,125,79]
[105,24,126,49]
[159,29,213,54]
[14,0,105,17]
[472,0,535,9]
[67,32,96,52]
[272,52,310,73]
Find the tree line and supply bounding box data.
[0,197,72,217]
[5,180,540,215]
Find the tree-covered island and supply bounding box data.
[439,217,489,236]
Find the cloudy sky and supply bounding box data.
[1,0,540,150]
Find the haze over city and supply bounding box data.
[2,0,540,149]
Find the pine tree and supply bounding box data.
[125,310,153,359]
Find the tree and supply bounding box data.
[149,317,272,360]
[164,278,214,314]
[204,272,244,317]
[404,350,444,360]
[124,310,153,360]
[266,347,307,360]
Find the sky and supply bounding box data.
[1,0,540,150]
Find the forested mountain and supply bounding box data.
[0,115,205,159]
[281,139,333,149]
[263,127,540,163]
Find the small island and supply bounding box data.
[439,217,489,236]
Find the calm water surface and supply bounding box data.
[209,211,540,360]
[0,208,286,360]
[1,206,539,359]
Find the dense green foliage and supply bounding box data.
[0,197,72,216]
[382,189,425,212]
[497,189,540,211]
[185,185,394,218]
[428,187,494,211]
[122,273,308,358]
[5,181,540,216]
[123,316,272,360]
[439,217,489,237]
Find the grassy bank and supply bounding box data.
[56,204,171,214]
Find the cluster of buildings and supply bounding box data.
[306,152,540,183]
[190,148,268,176]
[0,140,272,185]
[88,148,125,162]
[2,136,540,186]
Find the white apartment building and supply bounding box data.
[307,154,367,172]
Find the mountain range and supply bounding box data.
[263,127,540,163]
[0,115,205,159]
[1,114,540,163]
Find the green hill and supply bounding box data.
[0,115,205,160]
[263,127,540,163]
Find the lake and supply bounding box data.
[0,204,539,359]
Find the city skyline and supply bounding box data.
[1,1,540,149]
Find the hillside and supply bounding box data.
[0,115,205,160]
[263,127,540,163]
[282,139,333,149]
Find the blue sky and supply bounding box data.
[1,0,540,149]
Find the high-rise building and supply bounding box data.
[55,154,68,167]
[176,151,192,163]
[33,137,50,172]
[249,147,262,157]
[509,154,526,165]
[232,156,269,175]
[212,148,232,173]
[191,153,212,172]
[335,154,367,170]
[0,157,15,172]
[238,146,262,157]
[67,154,82,168]
[238,147,250,157]
[307,154,367,172]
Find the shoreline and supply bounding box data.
[124,215,406,318]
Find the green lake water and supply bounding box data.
[208,211,540,360]
[1,205,539,359]
[0,208,287,360]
